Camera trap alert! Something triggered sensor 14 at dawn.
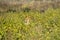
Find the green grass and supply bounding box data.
[0,8,60,40]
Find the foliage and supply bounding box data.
[0,8,60,40]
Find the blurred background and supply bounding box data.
[0,0,60,12]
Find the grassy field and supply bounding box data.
[0,8,60,40]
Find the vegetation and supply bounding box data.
[0,8,60,40]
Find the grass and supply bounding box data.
[0,8,60,40]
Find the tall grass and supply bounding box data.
[0,8,60,40]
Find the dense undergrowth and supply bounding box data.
[0,8,60,40]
